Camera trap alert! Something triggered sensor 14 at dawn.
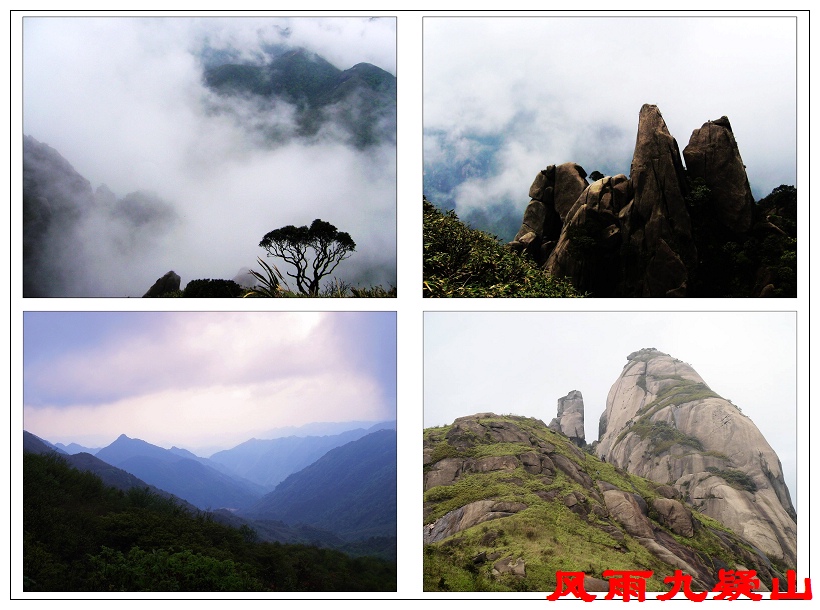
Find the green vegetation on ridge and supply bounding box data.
[423,200,581,298]
[24,452,396,592]
[423,413,782,593]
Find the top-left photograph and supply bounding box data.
[22,16,397,297]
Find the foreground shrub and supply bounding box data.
[423,200,580,298]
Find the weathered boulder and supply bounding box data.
[602,489,654,538]
[683,116,754,233]
[652,497,694,537]
[492,557,526,578]
[510,162,588,264]
[423,499,527,544]
[596,348,796,568]
[424,457,465,490]
[143,270,181,297]
[548,390,585,445]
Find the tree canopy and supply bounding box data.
[259,219,355,295]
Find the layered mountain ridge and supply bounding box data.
[24,424,397,556]
[203,47,396,148]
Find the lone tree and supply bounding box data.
[259,219,356,295]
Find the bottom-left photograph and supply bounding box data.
[22,311,397,593]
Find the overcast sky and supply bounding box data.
[24,312,396,455]
[23,16,396,294]
[423,16,797,237]
[424,312,797,504]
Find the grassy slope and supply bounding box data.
[423,414,769,593]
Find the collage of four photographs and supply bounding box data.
[13,10,809,600]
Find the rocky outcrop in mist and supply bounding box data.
[596,348,796,568]
[509,105,796,297]
[23,135,177,297]
[143,271,181,297]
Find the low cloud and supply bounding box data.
[23,17,396,296]
[424,17,797,238]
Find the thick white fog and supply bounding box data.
[23,17,396,296]
[423,17,797,239]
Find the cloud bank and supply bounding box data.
[423,16,797,240]
[24,312,397,452]
[23,17,396,295]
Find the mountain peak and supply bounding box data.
[597,349,796,568]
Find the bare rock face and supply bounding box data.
[143,270,181,297]
[683,116,754,233]
[509,104,790,297]
[545,105,695,297]
[626,105,697,296]
[596,348,796,568]
[509,162,588,265]
[492,557,526,579]
[652,497,694,537]
[548,390,586,445]
[423,499,527,544]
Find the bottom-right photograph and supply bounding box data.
[423,312,799,596]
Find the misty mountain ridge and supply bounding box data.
[253,418,395,440]
[208,420,396,488]
[23,135,178,297]
[23,132,395,296]
[25,427,397,561]
[243,429,397,540]
[24,431,198,511]
[54,441,101,455]
[93,433,265,510]
[24,43,396,298]
[203,47,396,148]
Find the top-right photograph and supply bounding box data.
[423,16,798,298]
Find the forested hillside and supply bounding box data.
[24,452,396,592]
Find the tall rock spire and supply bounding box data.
[509,104,791,297]
[548,390,585,446]
[596,348,796,568]
[683,115,754,233]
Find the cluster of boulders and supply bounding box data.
[509,105,788,297]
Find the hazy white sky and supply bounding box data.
[424,16,797,226]
[24,312,396,454]
[424,312,797,502]
[22,16,397,293]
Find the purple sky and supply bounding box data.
[24,311,396,453]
